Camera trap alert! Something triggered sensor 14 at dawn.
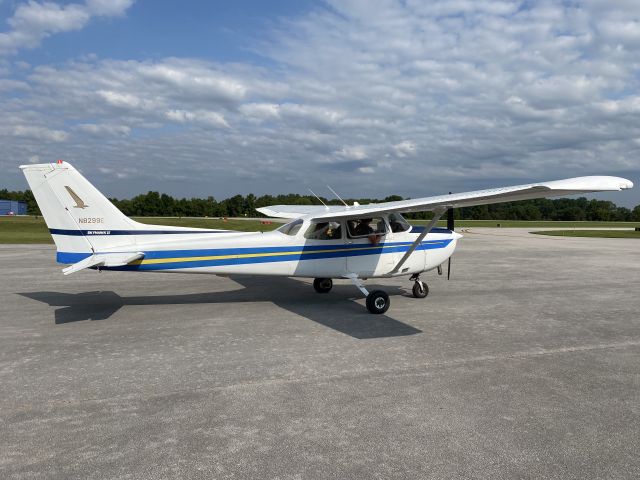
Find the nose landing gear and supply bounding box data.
[410,274,429,298]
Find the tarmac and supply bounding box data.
[1,229,639,479]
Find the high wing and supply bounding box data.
[256,176,634,220]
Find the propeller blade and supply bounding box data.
[447,256,451,280]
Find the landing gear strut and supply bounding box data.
[313,278,333,293]
[410,274,429,298]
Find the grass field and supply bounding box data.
[0,216,279,244]
[531,230,640,238]
[412,219,640,228]
[1,216,638,243]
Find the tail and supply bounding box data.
[20,161,140,264]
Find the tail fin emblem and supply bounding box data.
[64,186,89,209]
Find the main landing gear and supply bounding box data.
[344,274,391,314]
[314,275,391,314]
[313,278,333,293]
[313,274,428,314]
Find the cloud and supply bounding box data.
[165,109,229,128]
[0,0,639,205]
[393,141,417,158]
[9,124,68,142]
[75,123,131,136]
[0,0,134,55]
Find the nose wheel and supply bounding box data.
[410,274,429,298]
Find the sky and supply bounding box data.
[0,0,639,207]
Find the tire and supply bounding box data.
[412,281,429,298]
[366,290,390,314]
[313,278,333,293]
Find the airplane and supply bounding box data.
[20,160,633,314]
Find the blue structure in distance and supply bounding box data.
[0,199,27,215]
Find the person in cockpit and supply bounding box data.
[352,218,382,245]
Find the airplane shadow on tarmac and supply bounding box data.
[19,276,422,339]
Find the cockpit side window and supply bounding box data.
[304,221,343,240]
[347,217,388,238]
[278,219,304,236]
[388,213,411,233]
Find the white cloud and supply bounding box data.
[1,0,639,205]
[97,90,142,109]
[0,0,134,55]
[10,125,68,142]
[165,109,229,128]
[86,0,134,17]
[393,141,417,158]
[76,123,131,136]
[338,146,368,160]
[239,103,281,120]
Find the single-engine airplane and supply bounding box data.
[21,161,633,314]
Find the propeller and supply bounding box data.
[447,200,454,280]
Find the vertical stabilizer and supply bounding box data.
[20,161,139,261]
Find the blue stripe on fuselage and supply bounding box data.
[50,228,231,236]
[56,239,452,270]
[410,226,452,234]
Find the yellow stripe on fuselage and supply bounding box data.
[130,241,447,266]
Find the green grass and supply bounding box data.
[531,230,640,238]
[0,216,53,244]
[0,216,279,244]
[133,217,280,232]
[412,219,640,228]
[1,216,638,243]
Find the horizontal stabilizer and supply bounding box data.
[62,252,144,275]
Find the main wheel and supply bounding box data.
[412,281,429,298]
[313,278,333,293]
[366,290,390,314]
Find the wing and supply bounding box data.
[256,176,633,220]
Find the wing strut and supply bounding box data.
[388,207,447,275]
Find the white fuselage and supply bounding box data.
[70,215,460,279]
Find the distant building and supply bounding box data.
[0,200,27,215]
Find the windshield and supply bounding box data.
[277,219,304,236]
[388,213,411,232]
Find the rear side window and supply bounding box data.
[278,219,303,236]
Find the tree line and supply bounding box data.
[2,188,639,222]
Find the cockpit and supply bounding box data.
[277,213,412,241]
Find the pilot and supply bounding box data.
[310,222,328,239]
[353,218,374,236]
[353,218,381,245]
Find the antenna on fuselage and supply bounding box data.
[327,185,349,208]
[308,189,330,210]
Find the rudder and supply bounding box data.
[20,161,139,262]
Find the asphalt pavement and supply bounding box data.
[1,229,639,479]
